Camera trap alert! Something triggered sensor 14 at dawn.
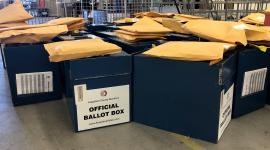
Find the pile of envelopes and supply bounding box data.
[114,17,172,42]
[114,18,140,24]
[239,13,265,25]
[0,1,31,29]
[183,19,270,46]
[160,14,206,34]
[0,1,86,44]
[47,17,86,31]
[133,11,270,63]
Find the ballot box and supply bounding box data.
[64,52,131,132]
[132,51,237,143]
[232,47,269,118]
[4,44,63,106]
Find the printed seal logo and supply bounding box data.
[100,90,107,97]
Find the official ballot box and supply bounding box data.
[3,44,63,106]
[64,52,132,132]
[232,47,269,118]
[132,52,237,143]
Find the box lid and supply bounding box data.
[68,52,131,80]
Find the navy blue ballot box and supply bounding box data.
[4,44,63,106]
[232,47,269,118]
[64,52,132,132]
[133,51,237,143]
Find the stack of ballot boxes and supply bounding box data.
[3,44,63,106]
[132,51,237,143]
[232,46,269,118]
[63,52,132,132]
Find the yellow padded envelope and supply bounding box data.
[161,18,191,34]
[0,24,55,32]
[135,12,174,18]
[239,13,265,25]
[68,20,86,31]
[47,17,84,26]
[0,25,68,44]
[243,24,270,42]
[115,30,166,36]
[143,41,236,61]
[115,32,164,42]
[44,39,122,62]
[153,17,165,23]
[173,14,206,22]
[114,18,140,24]
[183,20,247,45]
[0,22,28,28]
[119,17,172,33]
[0,2,33,24]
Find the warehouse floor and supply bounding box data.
[0,62,270,150]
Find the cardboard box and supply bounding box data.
[133,52,237,143]
[232,47,269,118]
[3,44,63,106]
[64,52,132,132]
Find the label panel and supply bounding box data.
[242,68,267,97]
[16,71,53,95]
[218,84,234,140]
[74,85,130,131]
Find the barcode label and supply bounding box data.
[242,68,267,97]
[77,86,84,102]
[74,84,87,105]
[16,71,53,95]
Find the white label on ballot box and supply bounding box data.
[16,71,53,95]
[74,84,130,131]
[218,84,234,141]
[242,68,267,97]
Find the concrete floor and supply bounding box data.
[0,64,270,150]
